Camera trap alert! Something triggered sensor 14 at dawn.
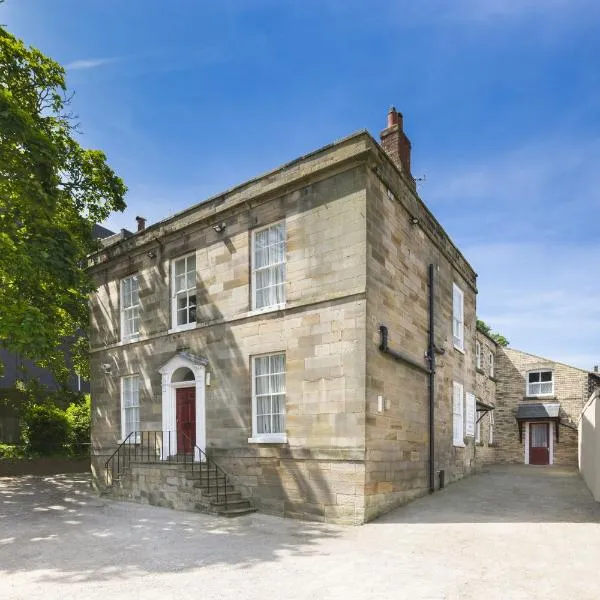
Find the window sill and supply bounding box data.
[453,442,465,448]
[248,434,288,444]
[168,322,197,334]
[119,336,140,346]
[476,367,485,375]
[247,303,286,318]
[453,345,465,355]
[523,395,557,401]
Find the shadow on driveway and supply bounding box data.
[0,473,340,585]
[375,464,600,525]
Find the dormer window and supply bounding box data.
[527,370,553,397]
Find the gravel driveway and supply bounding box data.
[1,465,600,600]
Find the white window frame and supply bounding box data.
[465,392,476,437]
[526,370,554,397]
[120,274,140,342]
[452,283,464,352]
[452,381,465,447]
[170,252,197,332]
[121,375,140,443]
[476,341,481,369]
[489,352,495,378]
[476,414,481,444]
[251,220,286,312]
[249,352,287,444]
[489,410,494,445]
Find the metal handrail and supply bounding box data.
[179,430,230,508]
[104,430,231,509]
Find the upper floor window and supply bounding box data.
[476,341,481,369]
[252,221,286,311]
[527,370,554,397]
[489,352,495,378]
[251,353,286,443]
[172,253,197,329]
[121,375,140,442]
[121,274,140,342]
[452,283,464,351]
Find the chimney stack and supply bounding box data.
[594,365,599,374]
[135,216,146,232]
[380,106,413,183]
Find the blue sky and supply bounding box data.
[4,0,600,369]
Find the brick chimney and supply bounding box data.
[380,106,413,182]
[135,216,146,232]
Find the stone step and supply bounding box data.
[191,482,235,495]
[207,493,244,505]
[217,505,256,517]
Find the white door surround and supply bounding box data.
[524,420,554,465]
[158,351,208,461]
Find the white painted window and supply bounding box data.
[465,392,476,437]
[121,375,140,442]
[452,381,464,447]
[251,353,286,442]
[172,253,197,329]
[476,341,481,369]
[452,283,464,351]
[489,410,494,445]
[121,274,140,342]
[252,221,286,311]
[476,414,481,443]
[527,370,554,397]
[489,352,495,378]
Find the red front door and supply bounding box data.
[176,387,196,454]
[529,422,550,465]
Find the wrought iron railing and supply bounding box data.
[104,430,232,508]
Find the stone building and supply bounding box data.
[89,108,483,524]
[474,330,497,465]
[492,347,600,466]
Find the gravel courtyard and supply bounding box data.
[1,465,600,600]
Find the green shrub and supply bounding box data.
[65,395,90,456]
[22,404,70,456]
[0,443,25,459]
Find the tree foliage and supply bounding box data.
[0,26,126,381]
[476,319,509,347]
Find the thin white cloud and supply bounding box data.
[447,0,598,20]
[466,241,600,370]
[65,58,120,71]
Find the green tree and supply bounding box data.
[0,26,126,382]
[476,319,509,347]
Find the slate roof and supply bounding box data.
[92,223,115,240]
[516,403,560,420]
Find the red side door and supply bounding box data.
[529,422,550,465]
[176,387,196,454]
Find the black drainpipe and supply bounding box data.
[427,263,436,494]
[377,263,438,494]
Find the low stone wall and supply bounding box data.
[110,462,213,513]
[0,457,89,476]
[210,447,366,525]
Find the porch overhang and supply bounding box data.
[515,403,561,443]
[476,399,495,423]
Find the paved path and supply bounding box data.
[1,465,600,600]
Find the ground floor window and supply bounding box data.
[489,411,494,444]
[452,381,464,447]
[251,353,286,441]
[121,375,140,442]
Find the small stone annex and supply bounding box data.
[88,108,599,524]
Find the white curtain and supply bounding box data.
[254,223,285,309]
[255,354,286,434]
